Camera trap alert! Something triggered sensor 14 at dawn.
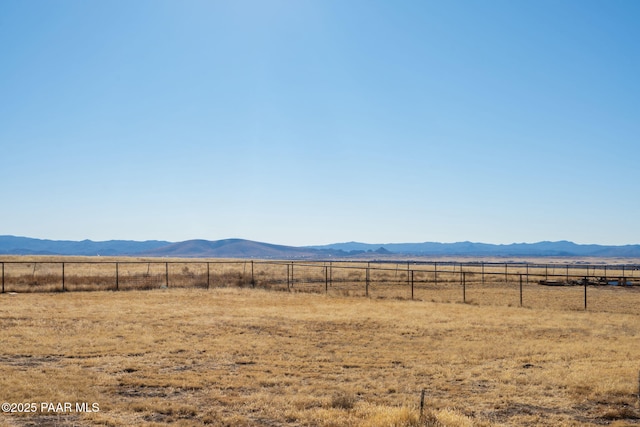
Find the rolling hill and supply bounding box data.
[140,239,328,258]
[0,236,170,256]
[1,236,639,258]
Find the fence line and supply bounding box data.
[1,259,639,313]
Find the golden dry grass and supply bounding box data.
[1,286,639,426]
[2,257,639,316]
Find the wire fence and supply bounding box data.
[1,260,639,313]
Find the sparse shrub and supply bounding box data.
[600,405,639,420]
[214,272,253,288]
[331,391,357,410]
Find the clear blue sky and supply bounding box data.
[2,0,639,246]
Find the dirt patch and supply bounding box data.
[117,385,183,399]
[0,355,60,368]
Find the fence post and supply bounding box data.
[462,272,466,303]
[366,267,370,297]
[251,260,255,288]
[291,262,294,289]
[325,265,328,293]
[481,262,485,285]
[62,262,65,292]
[411,270,414,300]
[287,264,290,291]
[115,262,119,291]
[207,262,210,289]
[519,274,523,307]
[584,280,587,311]
[165,262,169,288]
[1,262,4,293]
[566,265,570,283]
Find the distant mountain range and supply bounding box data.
[0,236,171,256]
[307,241,640,258]
[1,235,640,258]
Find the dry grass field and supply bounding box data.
[2,257,639,314]
[1,284,640,426]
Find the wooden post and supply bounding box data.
[115,262,119,291]
[584,280,587,311]
[165,262,169,288]
[251,260,255,288]
[1,262,4,293]
[419,389,426,419]
[504,263,508,284]
[207,262,210,289]
[462,272,466,303]
[519,274,523,307]
[325,265,328,293]
[411,270,414,300]
[62,262,65,292]
[366,267,370,297]
[566,264,570,283]
[287,264,290,291]
[291,262,294,289]
[545,264,548,281]
[481,262,485,285]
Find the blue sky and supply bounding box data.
[1,0,639,246]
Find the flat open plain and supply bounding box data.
[1,286,639,426]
